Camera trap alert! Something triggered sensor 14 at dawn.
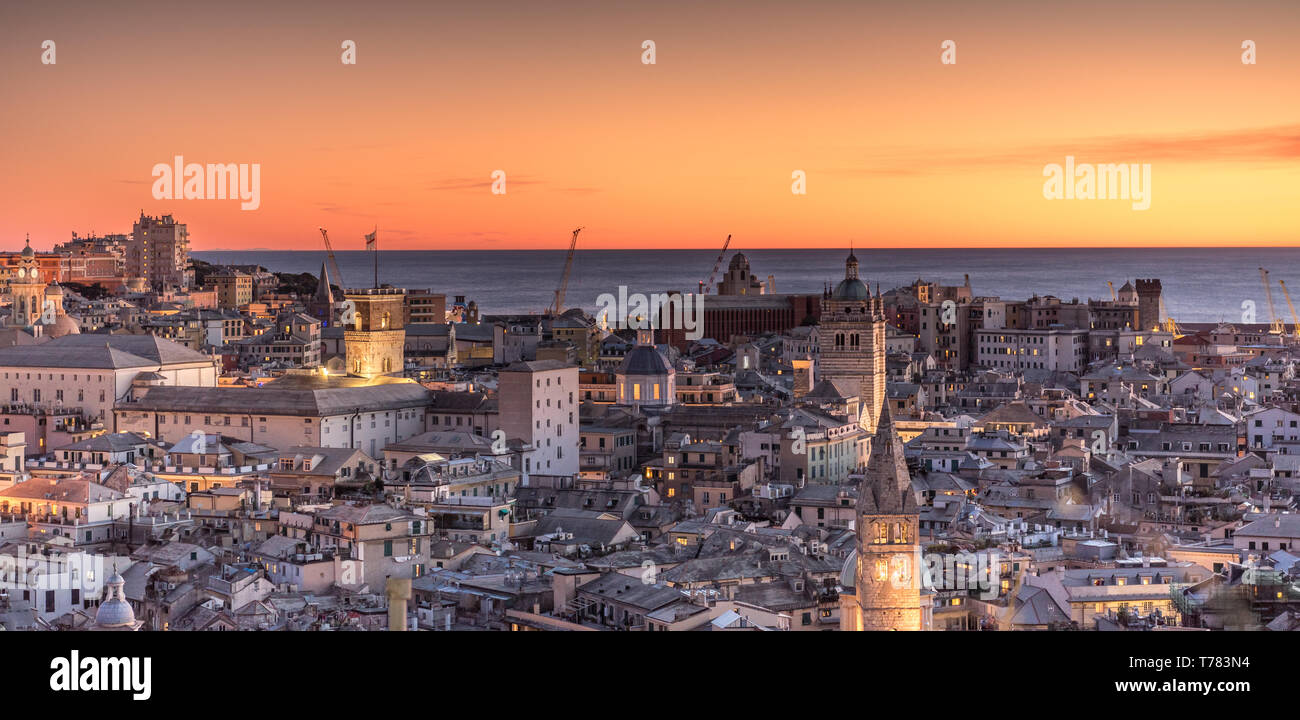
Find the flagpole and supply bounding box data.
[372,226,378,289]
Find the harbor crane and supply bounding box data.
[699,234,732,295]
[1107,281,1116,301]
[1279,279,1300,341]
[547,227,583,317]
[1259,267,1286,335]
[318,227,346,290]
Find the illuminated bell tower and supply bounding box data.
[344,287,407,378]
[9,238,46,329]
[852,402,922,631]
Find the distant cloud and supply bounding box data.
[826,123,1300,177]
[426,175,545,192]
[317,203,377,218]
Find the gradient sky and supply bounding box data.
[2,0,1298,251]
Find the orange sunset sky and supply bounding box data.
[1,0,1298,251]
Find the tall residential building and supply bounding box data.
[128,213,191,289]
[817,251,886,433]
[841,403,924,631]
[498,359,578,480]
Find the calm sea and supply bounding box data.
[193,248,1300,325]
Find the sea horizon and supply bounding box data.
[195,246,1300,325]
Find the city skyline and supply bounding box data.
[3,0,1299,251]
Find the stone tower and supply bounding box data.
[8,238,46,329]
[817,251,886,433]
[851,402,922,631]
[344,287,407,378]
[1135,278,1165,331]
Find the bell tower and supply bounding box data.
[818,251,887,433]
[849,402,923,631]
[343,287,407,378]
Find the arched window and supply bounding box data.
[381,311,391,330]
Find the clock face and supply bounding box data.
[16,267,25,278]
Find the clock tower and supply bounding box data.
[845,401,923,631]
[8,237,47,329]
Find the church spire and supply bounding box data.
[858,399,916,516]
[315,260,334,305]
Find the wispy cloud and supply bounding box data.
[426,175,545,192]
[825,124,1300,177]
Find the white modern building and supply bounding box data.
[497,360,578,479]
[975,328,1088,372]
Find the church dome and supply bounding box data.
[830,250,870,301]
[619,345,671,376]
[46,314,80,338]
[831,278,870,301]
[44,283,63,296]
[20,243,34,259]
[95,571,136,629]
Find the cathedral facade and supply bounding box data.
[817,252,886,434]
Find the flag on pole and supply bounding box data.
[364,230,376,250]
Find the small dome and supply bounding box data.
[21,244,34,258]
[95,572,136,629]
[45,283,64,296]
[840,549,858,587]
[729,253,749,270]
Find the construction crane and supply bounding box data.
[1106,281,1116,301]
[318,227,346,290]
[547,227,582,317]
[699,234,732,295]
[1279,279,1300,340]
[1260,268,1286,335]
